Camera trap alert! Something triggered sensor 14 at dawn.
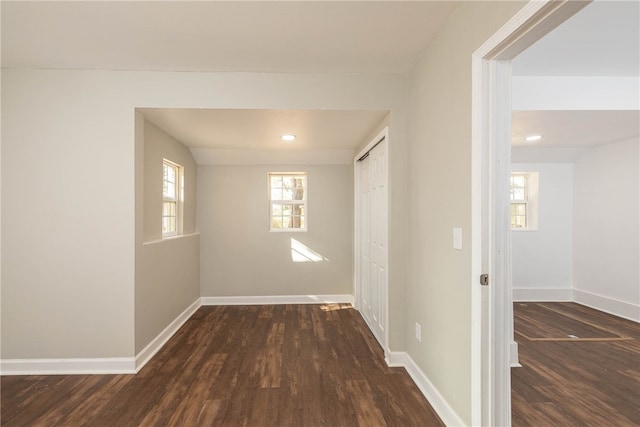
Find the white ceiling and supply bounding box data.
[1,1,458,75]
[512,1,639,162]
[512,0,639,76]
[4,1,638,163]
[512,110,640,147]
[140,108,388,151]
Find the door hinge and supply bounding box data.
[480,274,489,286]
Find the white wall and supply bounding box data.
[512,163,573,300]
[198,165,352,298]
[573,137,640,320]
[2,71,136,359]
[406,2,526,424]
[512,76,639,111]
[1,69,408,361]
[134,117,200,354]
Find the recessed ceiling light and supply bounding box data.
[525,135,542,142]
[281,134,296,141]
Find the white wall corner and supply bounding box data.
[201,294,354,306]
[0,358,136,376]
[403,354,466,427]
[573,289,640,323]
[135,297,202,372]
[512,287,573,302]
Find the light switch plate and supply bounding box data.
[453,227,462,250]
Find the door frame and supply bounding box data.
[470,1,591,425]
[354,126,390,360]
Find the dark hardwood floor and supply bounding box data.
[512,302,640,427]
[1,304,444,426]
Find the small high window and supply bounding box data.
[163,159,183,237]
[510,172,539,231]
[269,173,307,231]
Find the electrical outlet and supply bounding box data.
[415,322,422,342]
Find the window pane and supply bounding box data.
[269,173,307,231]
[166,182,176,199]
[164,201,176,216]
[167,165,176,182]
[513,189,524,201]
[283,176,294,189]
[510,203,527,229]
[270,176,283,188]
[293,188,305,201]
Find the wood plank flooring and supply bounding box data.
[511,302,640,426]
[1,304,444,426]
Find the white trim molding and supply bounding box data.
[135,298,202,372]
[0,358,136,376]
[385,351,407,368]
[513,288,573,302]
[386,351,468,425]
[510,342,522,368]
[573,289,640,323]
[143,231,200,247]
[401,353,466,427]
[201,294,354,306]
[471,1,591,425]
[1,295,356,376]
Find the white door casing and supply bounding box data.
[471,1,591,426]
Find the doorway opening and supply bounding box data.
[471,1,591,425]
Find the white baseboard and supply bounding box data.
[1,298,203,376]
[400,353,466,426]
[573,289,640,323]
[201,294,354,306]
[0,357,136,376]
[510,341,521,368]
[513,287,572,302]
[1,295,354,376]
[385,351,407,368]
[135,297,202,372]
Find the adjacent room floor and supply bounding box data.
[511,302,640,426]
[1,304,444,426]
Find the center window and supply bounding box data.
[269,173,307,231]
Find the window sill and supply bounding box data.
[143,232,200,246]
[268,229,308,233]
[511,228,539,232]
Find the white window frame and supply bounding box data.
[163,159,184,238]
[510,171,539,231]
[268,172,307,232]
